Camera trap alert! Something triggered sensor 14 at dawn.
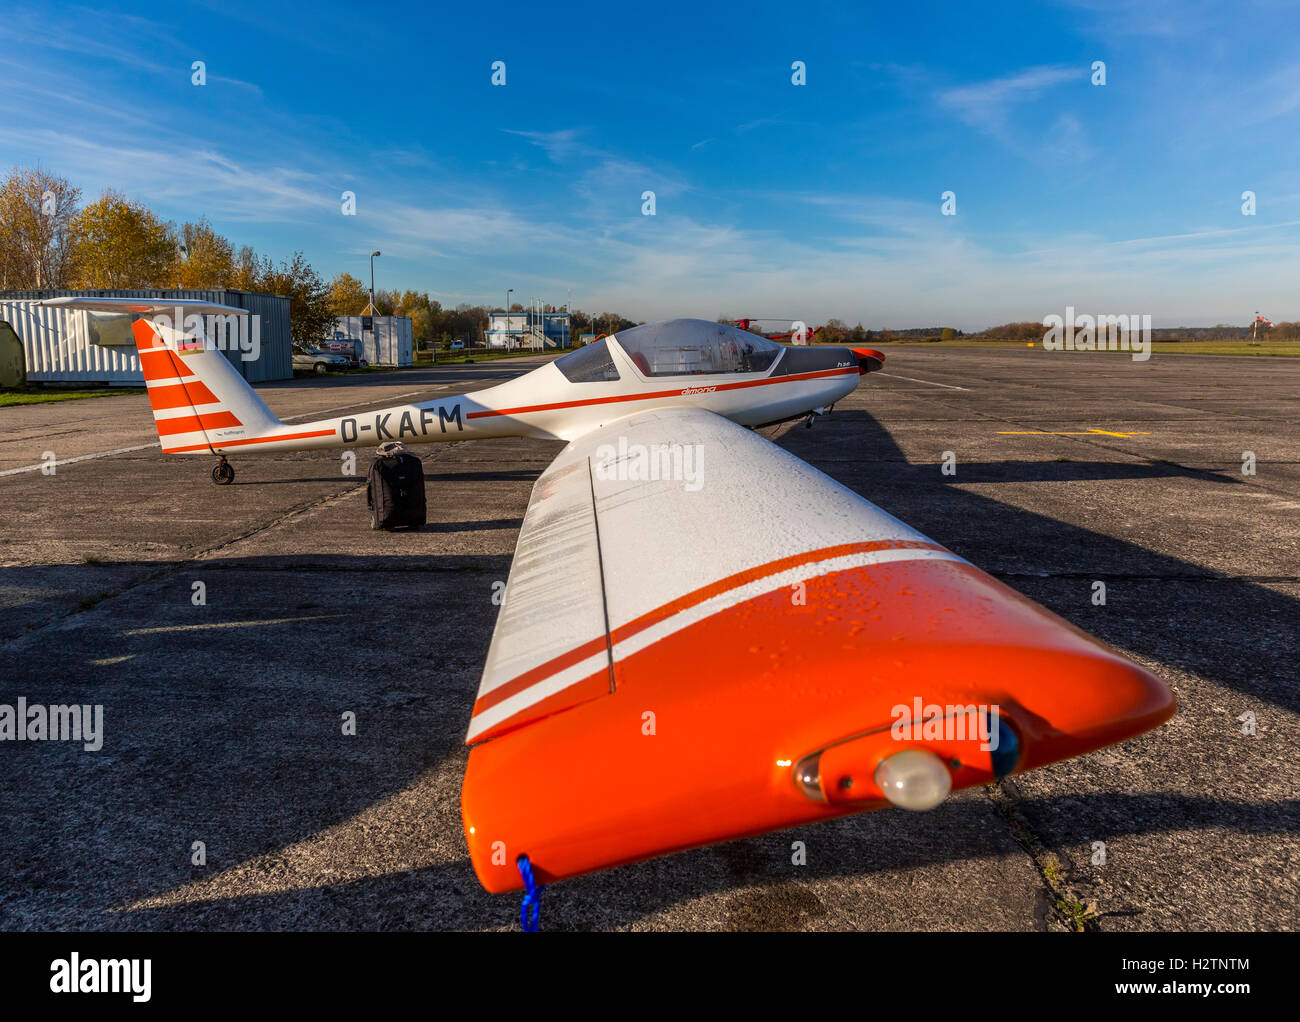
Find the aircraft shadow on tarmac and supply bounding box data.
[111,791,1299,932]
[0,407,1296,930]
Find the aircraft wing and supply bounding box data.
[461,407,1174,892]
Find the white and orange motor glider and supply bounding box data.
[47,297,1176,894]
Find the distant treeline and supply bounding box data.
[962,321,1300,341]
[828,321,1300,342]
[810,321,964,343]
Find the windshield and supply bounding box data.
[613,319,782,376]
[554,338,621,383]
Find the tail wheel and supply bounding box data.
[211,462,235,485]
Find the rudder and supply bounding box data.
[131,316,281,454]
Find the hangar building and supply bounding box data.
[0,288,293,385]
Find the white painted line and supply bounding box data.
[875,372,969,391]
[0,443,160,477]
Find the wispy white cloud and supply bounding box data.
[937,65,1081,136]
[1060,0,1224,39]
[10,105,1295,329]
[503,128,586,163]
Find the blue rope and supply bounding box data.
[517,855,543,932]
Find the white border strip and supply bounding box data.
[466,546,966,741]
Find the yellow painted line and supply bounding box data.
[996,428,1151,438]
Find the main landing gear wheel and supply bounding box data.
[211,459,235,485]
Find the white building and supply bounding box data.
[486,308,570,349]
[328,315,414,366]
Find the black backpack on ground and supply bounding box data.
[367,452,426,530]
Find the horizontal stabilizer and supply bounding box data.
[40,296,248,317]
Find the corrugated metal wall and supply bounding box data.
[329,316,414,366]
[0,288,292,384]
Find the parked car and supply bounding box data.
[319,339,368,368]
[449,340,465,351]
[292,346,350,374]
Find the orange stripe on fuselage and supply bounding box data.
[465,366,858,420]
[161,428,337,454]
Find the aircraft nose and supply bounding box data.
[851,347,885,374]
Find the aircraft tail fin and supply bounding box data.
[42,297,283,454]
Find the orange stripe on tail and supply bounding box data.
[147,381,219,411]
[153,411,242,437]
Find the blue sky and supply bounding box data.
[2,0,1298,328]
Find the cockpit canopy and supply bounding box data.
[614,319,783,377]
[553,319,786,383]
[553,337,621,383]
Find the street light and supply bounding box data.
[505,288,513,349]
[369,251,381,315]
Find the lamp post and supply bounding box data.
[369,251,381,315]
[505,288,513,348]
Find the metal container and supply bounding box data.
[329,315,414,366]
[0,288,293,384]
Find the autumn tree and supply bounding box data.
[327,272,369,315]
[229,246,266,291]
[372,288,398,315]
[819,318,850,343]
[0,166,82,289]
[176,218,235,289]
[973,321,1043,341]
[259,252,332,345]
[394,290,440,343]
[70,190,176,288]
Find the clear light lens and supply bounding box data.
[874,749,952,811]
[793,753,824,801]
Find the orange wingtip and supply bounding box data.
[461,556,1175,893]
